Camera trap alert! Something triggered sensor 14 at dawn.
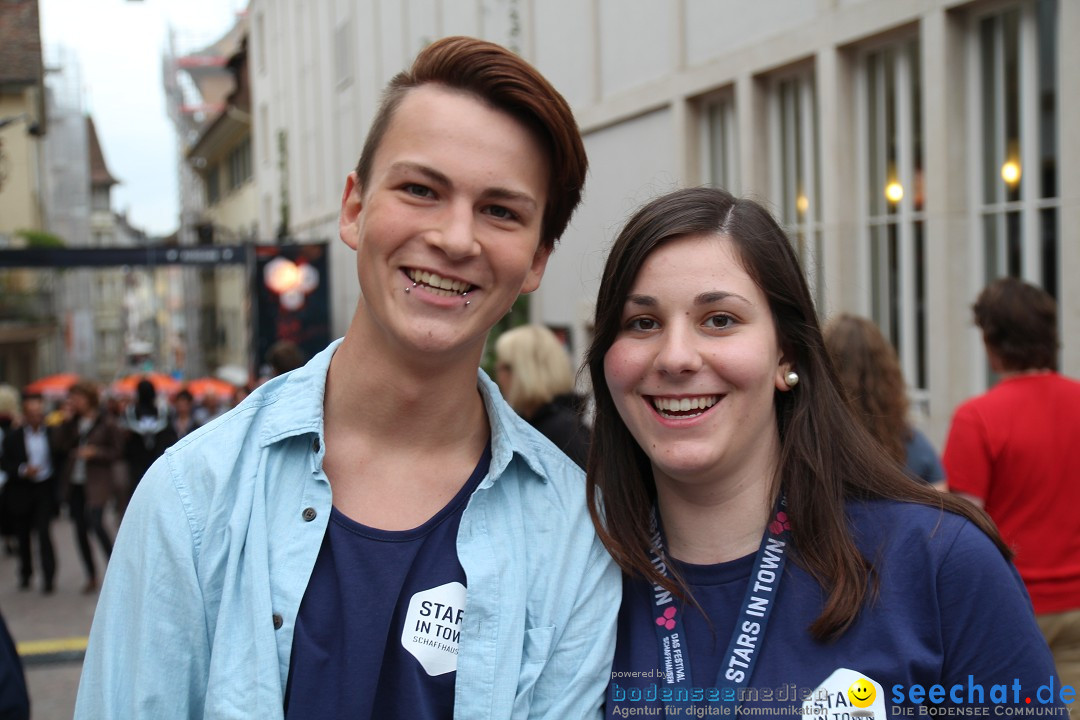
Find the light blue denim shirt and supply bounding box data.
[75,340,620,719]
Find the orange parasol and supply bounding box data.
[109,372,182,398]
[23,373,81,398]
[184,377,236,401]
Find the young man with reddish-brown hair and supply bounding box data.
[77,37,618,719]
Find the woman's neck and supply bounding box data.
[656,470,774,565]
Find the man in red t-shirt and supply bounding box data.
[944,277,1080,692]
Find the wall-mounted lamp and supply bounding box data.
[884,181,904,205]
[795,194,809,216]
[1001,160,1021,187]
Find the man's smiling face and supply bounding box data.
[339,84,551,364]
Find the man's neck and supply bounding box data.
[325,325,488,450]
[321,325,492,531]
[998,367,1052,381]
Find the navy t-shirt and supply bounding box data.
[285,443,491,719]
[903,428,945,485]
[609,500,1067,718]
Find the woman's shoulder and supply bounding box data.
[844,498,1001,570]
[842,498,1032,624]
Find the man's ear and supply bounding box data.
[519,242,553,295]
[339,172,363,250]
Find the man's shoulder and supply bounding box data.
[478,372,576,466]
[487,393,585,488]
[167,341,338,463]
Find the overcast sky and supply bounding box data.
[38,0,246,237]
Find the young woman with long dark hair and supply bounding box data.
[586,187,1065,717]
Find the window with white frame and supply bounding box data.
[227,138,253,191]
[701,92,739,194]
[973,0,1058,298]
[859,38,927,391]
[769,69,823,309]
[206,165,221,205]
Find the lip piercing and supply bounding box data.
[404,281,417,294]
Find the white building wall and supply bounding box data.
[597,0,672,98]
[684,0,817,67]
[249,0,1080,445]
[536,108,679,369]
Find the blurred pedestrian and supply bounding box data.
[0,385,19,557]
[494,324,590,468]
[123,379,177,501]
[1,393,60,594]
[824,313,945,487]
[0,609,29,720]
[265,340,306,377]
[192,391,225,426]
[230,384,251,408]
[59,380,124,594]
[170,389,200,440]
[944,277,1080,692]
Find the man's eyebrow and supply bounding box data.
[390,161,538,210]
[482,187,538,210]
[389,161,452,188]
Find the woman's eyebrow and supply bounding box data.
[696,291,750,306]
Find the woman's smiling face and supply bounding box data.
[603,233,791,489]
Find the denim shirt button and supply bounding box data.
[272,613,283,630]
[302,507,317,522]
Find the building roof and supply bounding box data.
[0,0,43,86]
[176,11,248,121]
[86,116,118,187]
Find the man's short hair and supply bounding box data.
[354,36,587,250]
[973,277,1058,372]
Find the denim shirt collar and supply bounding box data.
[255,338,547,484]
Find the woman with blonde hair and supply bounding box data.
[824,313,945,487]
[494,324,590,468]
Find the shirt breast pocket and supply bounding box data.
[514,625,556,712]
[522,625,554,666]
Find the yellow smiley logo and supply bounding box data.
[848,678,876,708]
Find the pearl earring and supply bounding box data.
[784,370,800,388]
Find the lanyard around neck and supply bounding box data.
[648,497,790,716]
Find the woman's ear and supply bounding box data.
[775,346,798,392]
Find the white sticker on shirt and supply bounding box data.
[802,667,887,720]
[401,581,466,676]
